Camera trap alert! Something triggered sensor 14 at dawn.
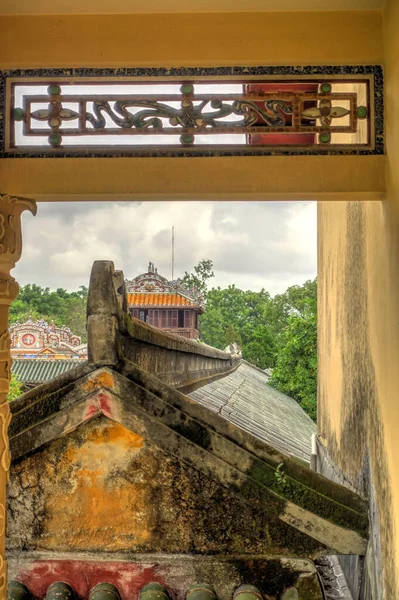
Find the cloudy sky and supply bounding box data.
[15,201,317,296]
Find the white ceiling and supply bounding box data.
[0,0,384,15]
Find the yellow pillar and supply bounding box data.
[0,194,36,597]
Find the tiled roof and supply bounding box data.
[127,293,196,307]
[189,361,316,463]
[8,581,282,600]
[11,358,315,462]
[11,359,86,385]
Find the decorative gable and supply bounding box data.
[8,414,321,557]
[9,318,87,358]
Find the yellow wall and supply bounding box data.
[0,156,385,202]
[318,201,399,597]
[0,12,382,69]
[317,3,399,597]
[0,0,384,15]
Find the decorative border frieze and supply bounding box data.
[0,65,383,157]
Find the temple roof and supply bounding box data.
[10,356,314,462]
[190,361,315,463]
[7,560,324,600]
[125,262,204,309]
[9,317,87,358]
[128,292,197,308]
[11,358,84,387]
[8,578,318,600]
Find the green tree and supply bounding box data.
[63,295,88,340]
[197,305,226,349]
[199,285,276,369]
[8,373,24,402]
[242,325,276,369]
[268,297,317,421]
[224,325,243,348]
[267,278,317,335]
[182,259,215,301]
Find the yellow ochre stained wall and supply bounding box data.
[0,10,384,200]
[7,416,324,559]
[318,201,399,598]
[317,2,399,597]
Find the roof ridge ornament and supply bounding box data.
[125,266,203,305]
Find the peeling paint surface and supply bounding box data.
[83,371,116,393]
[13,560,164,600]
[9,419,152,551]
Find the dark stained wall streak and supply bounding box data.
[317,201,396,598]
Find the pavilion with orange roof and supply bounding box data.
[126,262,204,339]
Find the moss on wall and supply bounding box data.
[7,416,323,557]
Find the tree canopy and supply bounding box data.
[181,259,215,301]
[8,373,23,402]
[268,296,317,421]
[199,285,277,369]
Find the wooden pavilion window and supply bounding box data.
[184,310,192,329]
[168,310,178,329]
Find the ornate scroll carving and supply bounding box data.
[0,549,6,596]
[0,280,19,303]
[0,194,36,600]
[8,75,372,151]
[0,195,37,271]
[0,404,11,474]
[0,331,11,397]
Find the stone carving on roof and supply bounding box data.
[125,262,204,306]
[9,318,87,357]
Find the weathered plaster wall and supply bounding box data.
[7,416,324,558]
[317,2,399,598]
[121,317,238,389]
[317,201,397,598]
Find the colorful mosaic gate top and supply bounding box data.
[1,65,383,156]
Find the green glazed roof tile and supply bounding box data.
[11,359,87,384]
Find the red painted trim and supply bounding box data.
[17,560,168,600]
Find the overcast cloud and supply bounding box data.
[14,201,317,296]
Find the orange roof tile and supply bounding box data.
[127,293,196,307]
